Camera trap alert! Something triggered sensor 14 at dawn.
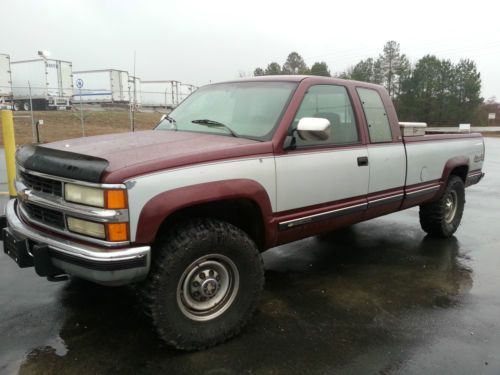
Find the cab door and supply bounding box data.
[356,87,406,219]
[275,84,369,239]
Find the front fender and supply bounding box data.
[134,179,275,246]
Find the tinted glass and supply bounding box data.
[291,85,359,146]
[156,81,297,140]
[357,88,392,143]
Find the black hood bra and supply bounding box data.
[16,144,109,183]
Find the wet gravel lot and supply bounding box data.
[0,138,499,375]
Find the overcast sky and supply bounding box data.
[2,0,499,99]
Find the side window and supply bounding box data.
[291,85,359,147]
[356,88,392,143]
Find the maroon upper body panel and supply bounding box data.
[40,76,480,185]
[271,76,404,152]
[44,130,273,183]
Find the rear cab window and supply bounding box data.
[356,88,392,143]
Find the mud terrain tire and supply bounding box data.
[141,218,264,350]
[419,176,465,238]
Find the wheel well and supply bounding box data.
[449,165,468,182]
[155,199,266,250]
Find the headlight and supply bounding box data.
[65,184,104,207]
[67,217,106,239]
[67,217,129,241]
[65,184,128,209]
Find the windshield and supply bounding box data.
[155,81,297,140]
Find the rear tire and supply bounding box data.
[23,101,31,111]
[141,218,264,351]
[419,176,465,238]
[12,102,20,111]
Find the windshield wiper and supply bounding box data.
[191,119,238,137]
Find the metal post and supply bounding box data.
[1,110,17,197]
[28,81,35,143]
[132,51,136,132]
[175,81,179,106]
[171,81,174,108]
[79,89,85,136]
[128,86,133,131]
[36,122,40,143]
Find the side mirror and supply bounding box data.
[296,117,331,141]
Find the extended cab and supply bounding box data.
[1,76,485,350]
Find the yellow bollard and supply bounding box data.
[1,110,17,197]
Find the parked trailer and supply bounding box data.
[141,80,197,108]
[180,83,197,100]
[0,53,12,109]
[11,58,73,111]
[73,69,130,104]
[129,75,141,107]
[141,80,182,108]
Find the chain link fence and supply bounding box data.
[0,83,198,144]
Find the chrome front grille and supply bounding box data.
[22,202,65,229]
[20,170,63,197]
[15,166,130,247]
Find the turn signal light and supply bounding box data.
[107,223,129,242]
[105,190,127,209]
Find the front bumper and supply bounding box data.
[2,199,150,286]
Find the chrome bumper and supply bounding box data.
[3,199,150,286]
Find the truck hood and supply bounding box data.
[39,130,272,183]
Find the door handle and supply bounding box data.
[357,156,369,166]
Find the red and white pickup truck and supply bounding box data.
[1,76,485,350]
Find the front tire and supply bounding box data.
[141,218,264,350]
[419,176,465,238]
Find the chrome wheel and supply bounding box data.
[444,190,458,223]
[177,254,240,321]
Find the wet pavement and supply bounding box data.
[0,138,499,374]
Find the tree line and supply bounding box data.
[253,41,487,126]
[254,52,331,77]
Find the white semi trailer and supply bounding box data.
[73,69,130,104]
[141,80,197,108]
[0,53,12,109]
[129,75,141,107]
[10,58,73,110]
